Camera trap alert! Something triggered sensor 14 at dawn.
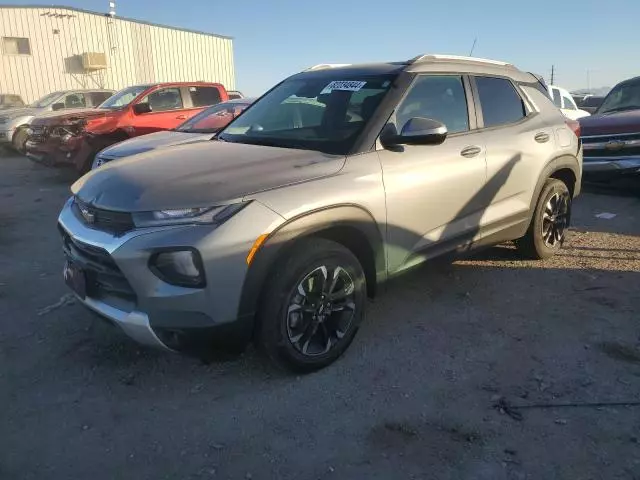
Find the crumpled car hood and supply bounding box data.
[72,141,345,212]
[99,131,213,159]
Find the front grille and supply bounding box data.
[73,197,135,235]
[29,125,48,144]
[60,226,136,303]
[582,132,640,159]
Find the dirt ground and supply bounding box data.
[1,151,639,480]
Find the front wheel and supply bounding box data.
[516,178,571,259]
[257,238,366,372]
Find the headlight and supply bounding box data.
[132,203,247,228]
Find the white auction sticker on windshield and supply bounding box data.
[321,80,367,94]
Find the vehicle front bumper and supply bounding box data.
[583,156,640,178]
[26,136,93,171]
[57,197,284,354]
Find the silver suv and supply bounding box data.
[0,89,114,152]
[58,55,582,371]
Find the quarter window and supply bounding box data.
[562,95,576,110]
[395,75,469,134]
[141,88,184,112]
[189,86,222,107]
[3,37,30,55]
[475,77,526,127]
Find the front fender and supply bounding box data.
[237,204,385,321]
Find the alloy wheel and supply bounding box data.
[541,191,570,247]
[286,265,356,356]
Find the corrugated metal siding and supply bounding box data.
[0,7,235,103]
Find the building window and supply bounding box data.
[3,37,31,55]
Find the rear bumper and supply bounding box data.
[583,156,640,178]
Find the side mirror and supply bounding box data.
[133,102,152,115]
[381,117,448,148]
[52,102,65,111]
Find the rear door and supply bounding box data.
[471,76,558,236]
[130,86,187,136]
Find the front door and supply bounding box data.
[131,87,189,136]
[377,74,487,274]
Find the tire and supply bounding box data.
[516,178,571,259]
[257,237,366,372]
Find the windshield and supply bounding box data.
[99,85,149,110]
[597,81,640,114]
[177,101,251,133]
[218,75,394,154]
[29,91,63,108]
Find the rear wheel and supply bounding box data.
[516,178,571,259]
[257,238,366,372]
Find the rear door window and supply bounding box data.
[475,76,526,127]
[88,91,113,106]
[189,86,222,107]
[551,88,563,108]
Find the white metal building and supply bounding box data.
[0,5,235,103]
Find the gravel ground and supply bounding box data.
[1,151,639,480]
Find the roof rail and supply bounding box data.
[410,54,514,68]
[304,63,352,71]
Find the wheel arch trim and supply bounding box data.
[237,204,386,324]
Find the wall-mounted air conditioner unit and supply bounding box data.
[81,52,107,71]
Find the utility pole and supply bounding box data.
[550,65,555,85]
[587,69,591,93]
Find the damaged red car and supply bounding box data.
[25,82,229,173]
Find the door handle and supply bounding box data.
[534,132,550,143]
[460,146,482,158]
[176,114,187,120]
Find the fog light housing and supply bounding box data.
[149,248,206,288]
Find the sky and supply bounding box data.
[4,0,638,96]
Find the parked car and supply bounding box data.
[58,55,582,371]
[92,98,253,169]
[0,94,25,110]
[227,91,244,100]
[0,89,114,153]
[579,76,640,178]
[26,82,228,173]
[548,85,590,120]
[574,95,605,114]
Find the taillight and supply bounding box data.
[565,118,581,138]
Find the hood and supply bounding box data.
[579,109,640,136]
[72,141,345,211]
[100,130,213,159]
[31,107,112,124]
[0,107,38,119]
